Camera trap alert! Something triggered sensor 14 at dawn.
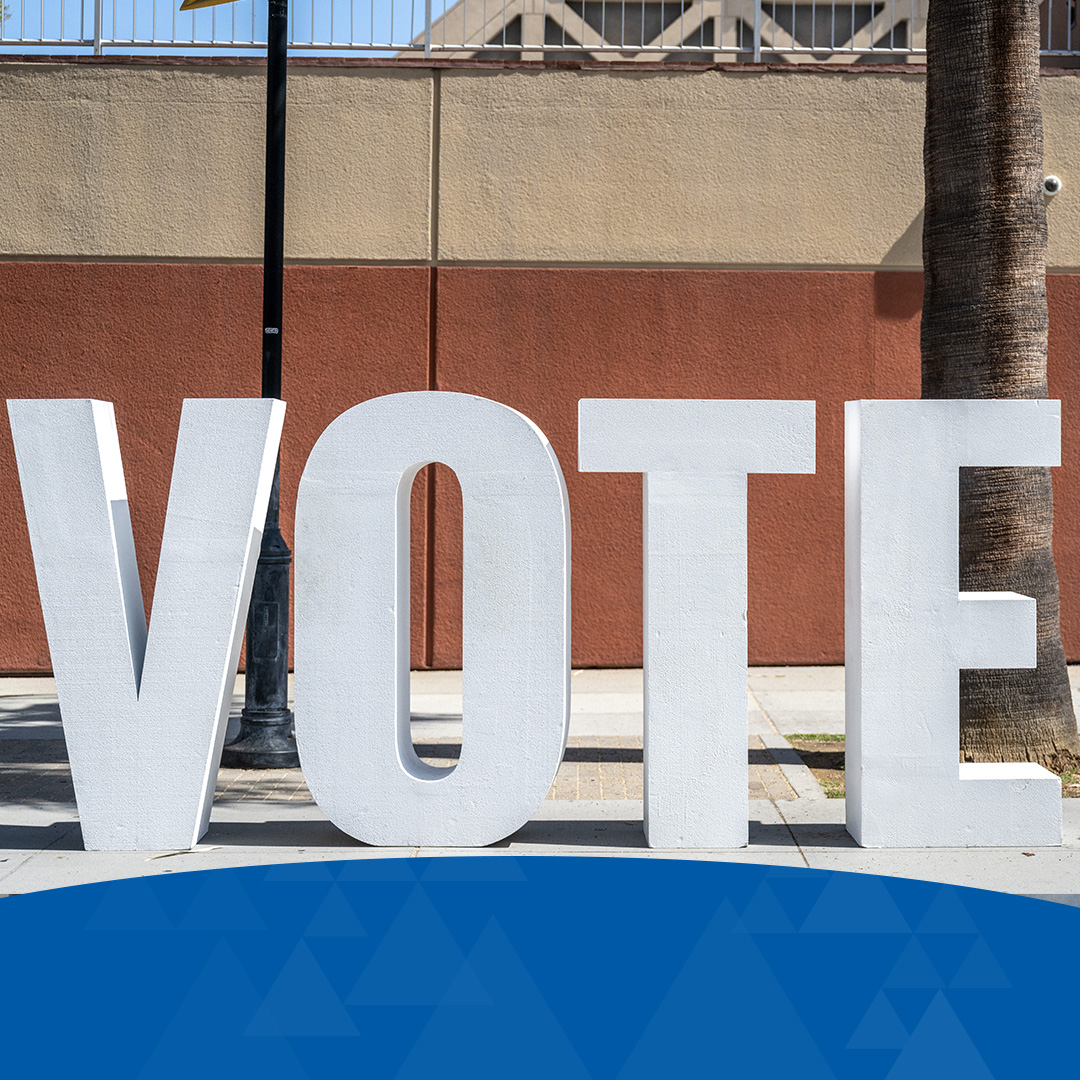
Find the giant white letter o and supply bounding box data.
[295,392,571,847]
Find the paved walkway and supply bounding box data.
[2,668,1079,903]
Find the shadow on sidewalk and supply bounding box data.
[205,818,364,848]
[0,817,859,855]
[0,820,82,850]
[777,824,858,849]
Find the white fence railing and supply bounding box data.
[0,0,1076,60]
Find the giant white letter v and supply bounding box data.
[8,399,284,851]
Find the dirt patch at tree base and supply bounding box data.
[1045,750,1080,797]
[788,737,846,799]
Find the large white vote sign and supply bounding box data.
[846,399,1062,847]
[294,393,570,847]
[6,392,1066,852]
[579,399,815,847]
[8,398,284,850]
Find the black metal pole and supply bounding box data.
[221,0,297,769]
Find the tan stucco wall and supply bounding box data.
[438,68,1080,270]
[3,59,1080,268]
[0,61,434,260]
[1043,75,1080,271]
[438,67,927,267]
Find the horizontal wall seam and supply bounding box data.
[428,261,931,272]
[7,256,1080,274]
[0,254,436,267]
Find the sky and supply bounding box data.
[0,0,455,56]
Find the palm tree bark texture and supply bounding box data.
[922,0,1080,767]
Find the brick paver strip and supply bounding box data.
[0,735,797,805]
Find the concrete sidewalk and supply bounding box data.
[2,667,1079,903]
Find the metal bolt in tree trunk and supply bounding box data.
[921,0,1080,767]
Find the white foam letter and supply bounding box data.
[846,399,1062,847]
[579,399,815,848]
[8,398,284,850]
[294,392,570,847]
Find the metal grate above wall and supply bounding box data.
[0,0,1076,62]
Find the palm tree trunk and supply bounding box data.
[922,0,1080,767]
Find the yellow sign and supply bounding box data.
[179,0,237,10]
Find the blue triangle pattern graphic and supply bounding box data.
[86,878,176,932]
[177,869,268,932]
[304,937,376,1001]
[766,871,832,930]
[884,993,995,1079]
[750,930,910,1072]
[914,886,978,934]
[346,885,467,1005]
[801,874,911,934]
[144,869,206,925]
[498,887,731,1078]
[617,900,837,1079]
[948,937,1012,989]
[246,940,360,1037]
[394,918,592,1080]
[440,959,493,1006]
[879,877,939,931]
[304,884,368,938]
[915,932,978,984]
[333,878,417,930]
[735,880,798,933]
[139,940,310,1078]
[6,858,1080,1075]
[846,991,910,1050]
[882,989,938,1034]
[883,938,943,989]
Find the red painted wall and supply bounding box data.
[0,262,431,671]
[432,268,924,666]
[4,261,1080,671]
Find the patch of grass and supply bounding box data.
[1059,768,1080,799]
[788,733,845,742]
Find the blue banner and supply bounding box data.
[1,857,1076,1077]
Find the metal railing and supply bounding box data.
[0,0,1076,60]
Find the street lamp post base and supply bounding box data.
[220,711,299,769]
[230,455,295,770]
